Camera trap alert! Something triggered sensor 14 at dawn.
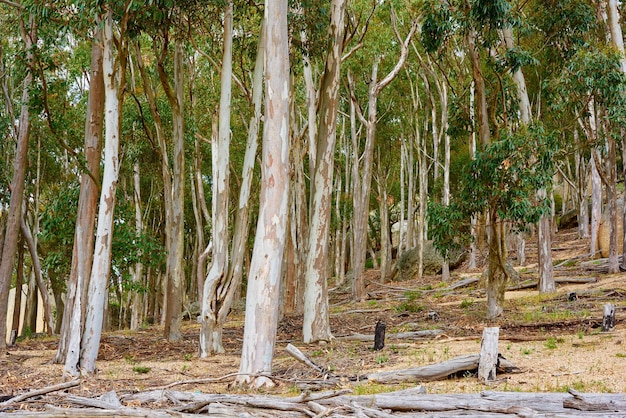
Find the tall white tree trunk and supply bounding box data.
[302,0,346,344]
[199,0,233,356]
[469,82,478,269]
[417,121,428,279]
[605,0,626,270]
[440,82,450,281]
[607,0,626,73]
[376,167,391,282]
[79,12,120,375]
[56,33,104,364]
[224,17,264,322]
[589,98,602,257]
[237,0,290,388]
[575,131,590,239]
[130,163,144,330]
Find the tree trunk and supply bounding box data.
[284,137,306,313]
[376,169,391,283]
[0,15,34,352]
[303,0,345,343]
[441,83,450,281]
[130,163,144,330]
[11,240,24,338]
[191,141,206,299]
[59,77,104,368]
[24,269,37,334]
[607,0,626,73]
[237,0,290,387]
[162,39,185,343]
[589,99,602,257]
[605,0,626,270]
[417,124,428,279]
[133,40,176,334]
[200,1,234,356]
[538,189,555,292]
[466,30,490,147]
[20,207,54,334]
[469,82,478,269]
[575,131,590,239]
[486,213,506,319]
[79,13,121,375]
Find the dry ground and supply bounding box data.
[1,227,625,407]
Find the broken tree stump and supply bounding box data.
[373,320,386,350]
[478,327,499,382]
[602,303,615,332]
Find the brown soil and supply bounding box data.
[2,227,626,406]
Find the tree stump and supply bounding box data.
[602,303,615,332]
[373,320,386,350]
[478,327,499,382]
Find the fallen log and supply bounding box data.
[368,354,478,383]
[6,386,626,417]
[444,276,480,291]
[336,329,442,342]
[37,404,174,417]
[318,391,626,416]
[367,353,521,384]
[507,277,597,291]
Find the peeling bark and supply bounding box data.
[79,12,122,375]
[302,0,346,344]
[237,0,290,387]
[56,32,104,365]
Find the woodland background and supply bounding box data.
[1,0,626,387]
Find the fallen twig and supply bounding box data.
[0,379,80,406]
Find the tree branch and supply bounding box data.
[347,71,367,126]
[0,0,23,9]
[375,10,417,95]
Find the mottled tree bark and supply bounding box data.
[302,0,346,343]
[55,33,104,365]
[79,12,121,375]
[237,0,290,387]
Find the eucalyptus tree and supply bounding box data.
[346,4,416,300]
[200,0,234,356]
[422,0,558,317]
[237,0,290,388]
[55,29,104,365]
[78,7,128,376]
[153,11,186,343]
[605,0,626,270]
[553,48,626,274]
[302,0,346,344]
[0,4,36,351]
[498,8,554,292]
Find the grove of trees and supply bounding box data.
[2,0,626,386]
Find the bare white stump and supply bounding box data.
[478,327,499,382]
[602,303,615,332]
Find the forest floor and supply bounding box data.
[2,227,626,409]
